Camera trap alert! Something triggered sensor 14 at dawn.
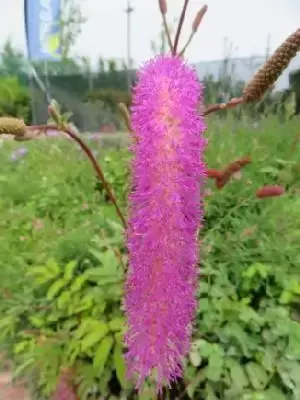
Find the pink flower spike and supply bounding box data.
[124,55,207,391]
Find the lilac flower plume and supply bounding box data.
[125,55,206,390]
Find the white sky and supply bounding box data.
[1,0,299,67]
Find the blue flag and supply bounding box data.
[24,0,61,61]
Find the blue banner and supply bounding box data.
[24,0,61,61]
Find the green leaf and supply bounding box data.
[63,260,77,282]
[245,362,268,391]
[14,341,29,354]
[228,359,249,388]
[259,166,279,175]
[57,290,71,310]
[93,335,114,375]
[260,347,277,372]
[46,278,66,300]
[13,358,35,378]
[189,348,202,367]
[205,345,224,382]
[69,275,86,293]
[108,317,124,332]
[264,386,287,400]
[29,316,45,328]
[205,383,218,400]
[277,359,300,390]
[46,258,61,276]
[81,322,109,352]
[113,342,131,389]
[27,266,58,284]
[279,290,293,304]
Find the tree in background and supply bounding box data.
[60,0,86,59]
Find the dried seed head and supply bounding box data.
[0,117,26,137]
[243,29,300,102]
[192,5,208,33]
[159,0,167,15]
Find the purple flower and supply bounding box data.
[124,55,207,390]
[10,147,28,161]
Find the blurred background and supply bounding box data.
[0,0,299,131]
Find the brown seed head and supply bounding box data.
[192,5,208,33]
[243,29,300,102]
[159,0,167,15]
[0,117,26,137]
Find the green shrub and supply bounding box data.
[86,89,131,113]
[0,118,300,399]
[0,76,31,123]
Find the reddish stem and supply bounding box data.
[173,0,190,55]
[28,124,127,229]
[204,97,244,116]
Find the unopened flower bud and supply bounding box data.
[192,5,208,33]
[159,0,167,15]
[256,185,285,199]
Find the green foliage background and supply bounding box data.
[0,116,300,399]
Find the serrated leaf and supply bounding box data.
[74,318,95,339]
[57,290,71,310]
[13,358,35,378]
[46,258,61,275]
[277,359,300,390]
[189,349,202,367]
[47,278,66,300]
[108,317,124,332]
[245,362,268,390]
[259,166,279,175]
[93,335,113,375]
[14,341,29,354]
[81,322,109,351]
[63,260,77,282]
[69,275,86,293]
[205,346,224,382]
[260,347,276,372]
[73,294,93,313]
[27,266,57,284]
[29,316,45,328]
[228,359,249,388]
[205,383,218,400]
[113,342,131,389]
[264,386,287,400]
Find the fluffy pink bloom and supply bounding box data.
[124,55,206,390]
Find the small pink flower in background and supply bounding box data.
[125,55,206,390]
[46,129,60,138]
[10,147,28,161]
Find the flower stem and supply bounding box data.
[173,0,190,55]
[203,97,244,116]
[162,14,174,52]
[28,124,127,229]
